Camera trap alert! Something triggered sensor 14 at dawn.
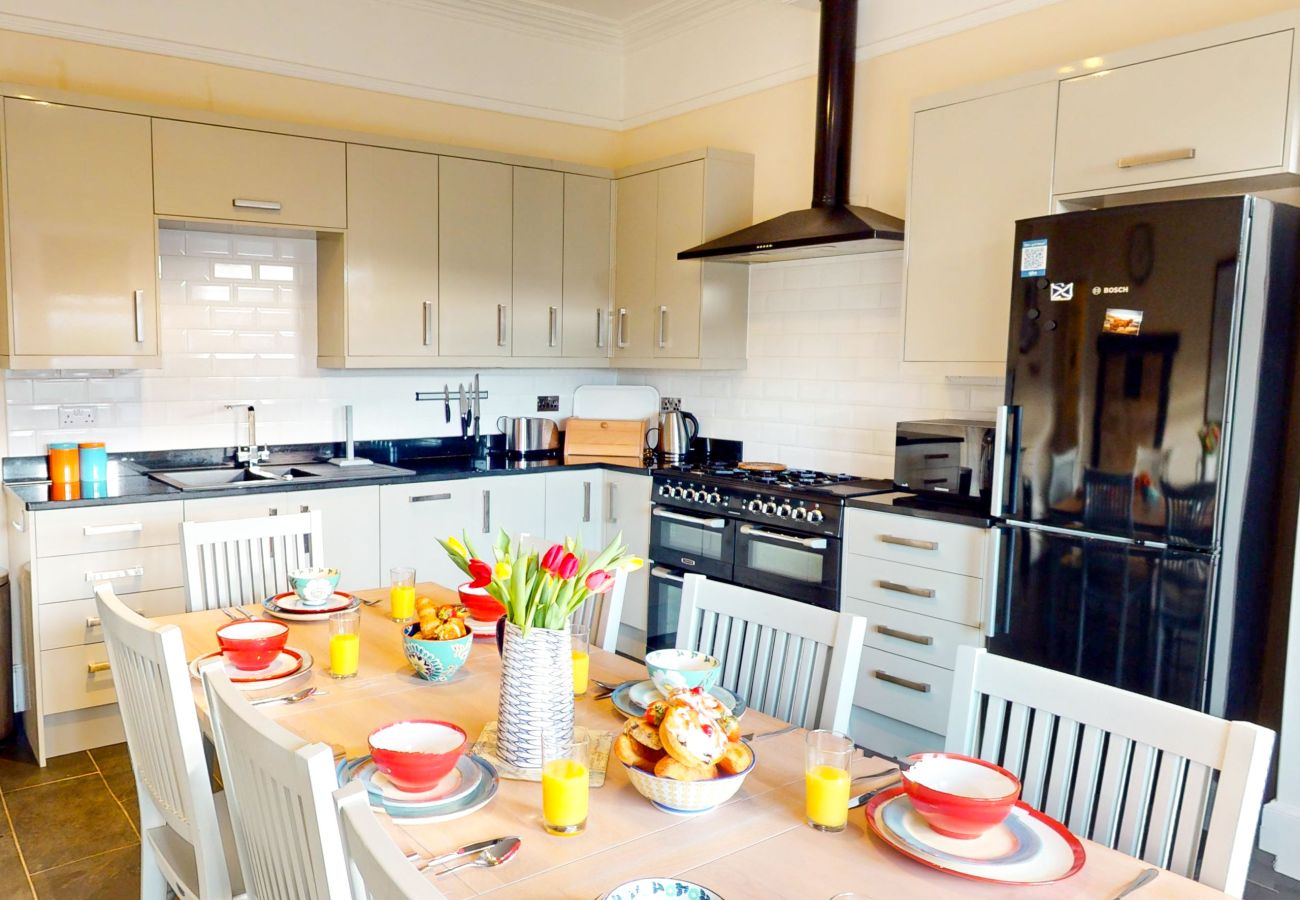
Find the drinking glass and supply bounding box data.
[328,609,361,679]
[389,566,416,623]
[805,729,854,832]
[541,728,590,836]
[570,622,590,697]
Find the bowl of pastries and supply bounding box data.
[402,597,473,682]
[614,686,756,814]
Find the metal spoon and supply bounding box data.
[431,836,520,876]
[592,678,626,692]
[360,596,385,606]
[1111,867,1158,900]
[740,725,799,742]
[250,686,319,706]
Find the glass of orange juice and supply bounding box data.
[389,566,416,623]
[328,609,361,679]
[805,729,853,832]
[541,728,590,836]
[570,622,590,697]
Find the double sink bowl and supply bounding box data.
[146,460,415,491]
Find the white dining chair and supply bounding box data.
[946,647,1274,897]
[202,663,351,900]
[676,574,866,732]
[574,567,626,654]
[182,510,325,610]
[93,583,245,900]
[334,782,447,900]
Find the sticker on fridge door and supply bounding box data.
[1050,282,1073,301]
[1019,239,1047,277]
[1103,308,1144,336]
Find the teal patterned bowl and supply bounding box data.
[601,879,722,900]
[402,624,473,682]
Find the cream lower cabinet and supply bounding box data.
[544,470,605,551]
[1,98,159,368]
[439,157,514,358]
[602,471,652,657]
[512,168,564,358]
[379,482,482,589]
[478,475,547,544]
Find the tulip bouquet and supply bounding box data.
[438,530,643,634]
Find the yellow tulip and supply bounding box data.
[446,536,468,559]
[618,556,645,572]
[494,560,513,580]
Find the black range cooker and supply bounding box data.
[647,463,892,652]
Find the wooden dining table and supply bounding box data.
[156,583,1230,899]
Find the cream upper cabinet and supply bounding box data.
[511,168,564,358]
[2,98,158,365]
[613,170,659,361]
[318,144,439,364]
[439,157,513,357]
[152,119,346,228]
[562,174,612,358]
[1054,30,1295,197]
[654,161,705,359]
[903,82,1057,363]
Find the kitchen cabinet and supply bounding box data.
[612,150,753,369]
[379,481,481,590]
[544,470,604,551]
[562,174,613,358]
[1054,30,1295,197]
[902,82,1056,363]
[511,168,564,358]
[602,471,652,656]
[152,119,346,229]
[477,475,547,545]
[439,157,513,357]
[1,98,159,367]
[319,144,439,365]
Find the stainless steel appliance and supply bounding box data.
[495,416,560,457]
[646,462,891,652]
[894,417,995,507]
[646,410,700,463]
[989,196,1300,723]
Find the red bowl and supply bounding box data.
[901,752,1021,839]
[458,583,506,622]
[215,619,289,671]
[368,720,467,793]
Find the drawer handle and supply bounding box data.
[874,670,931,693]
[1116,147,1196,169]
[87,661,111,674]
[921,478,947,485]
[409,493,452,504]
[923,453,949,460]
[86,609,141,628]
[880,535,938,551]
[878,580,936,599]
[82,522,144,536]
[876,624,934,646]
[232,198,282,211]
[85,566,144,582]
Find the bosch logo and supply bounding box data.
[1093,285,1130,295]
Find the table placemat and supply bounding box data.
[471,720,613,786]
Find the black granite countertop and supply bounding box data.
[847,491,995,528]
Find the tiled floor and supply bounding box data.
[0,730,1296,898]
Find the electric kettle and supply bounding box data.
[647,410,699,463]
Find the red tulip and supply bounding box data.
[541,543,565,574]
[556,552,580,580]
[467,558,493,588]
[585,569,614,593]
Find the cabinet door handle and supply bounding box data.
[87,661,112,674]
[582,481,592,523]
[1116,147,1196,169]
[880,535,938,551]
[876,624,934,646]
[616,308,628,349]
[596,309,605,349]
[878,579,935,599]
[608,482,618,524]
[86,610,141,629]
[232,198,282,211]
[409,492,452,503]
[133,289,145,343]
[548,306,558,348]
[482,490,491,534]
[85,566,144,582]
[657,305,668,349]
[299,505,310,514]
[423,301,433,347]
[497,304,507,347]
[874,670,931,693]
[83,522,144,536]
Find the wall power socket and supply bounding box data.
[59,406,97,427]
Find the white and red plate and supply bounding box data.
[188,646,313,690]
[466,617,497,638]
[266,591,357,615]
[866,786,1085,885]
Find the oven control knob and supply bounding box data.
[707,492,722,506]
[658,484,671,497]
[791,506,808,521]
[776,504,792,518]
[746,498,764,513]
[762,501,778,515]
[806,508,825,525]
[668,485,684,498]
[683,489,700,502]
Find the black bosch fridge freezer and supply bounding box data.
[987,196,1300,723]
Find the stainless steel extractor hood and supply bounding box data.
[678,0,903,263]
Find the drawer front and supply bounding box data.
[181,493,289,523]
[35,502,182,558]
[844,596,983,670]
[854,647,954,735]
[42,644,117,714]
[153,120,346,228]
[39,588,187,650]
[36,546,184,605]
[842,554,984,627]
[845,508,986,576]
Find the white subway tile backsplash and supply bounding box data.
[212,262,254,280]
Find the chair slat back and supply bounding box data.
[676,575,865,732]
[334,783,446,900]
[94,584,231,899]
[202,665,350,900]
[182,511,324,610]
[573,568,626,654]
[947,647,1274,896]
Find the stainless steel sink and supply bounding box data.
[147,461,413,491]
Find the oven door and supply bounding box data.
[649,505,735,580]
[646,565,686,654]
[733,522,841,610]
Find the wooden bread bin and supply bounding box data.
[564,417,645,462]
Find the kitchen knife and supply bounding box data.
[472,373,481,434]
[458,384,468,437]
[443,384,451,424]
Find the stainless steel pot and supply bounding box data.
[646,410,699,462]
[496,416,560,456]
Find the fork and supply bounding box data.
[360,596,385,606]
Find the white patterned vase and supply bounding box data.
[497,621,575,770]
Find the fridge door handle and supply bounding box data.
[990,405,1019,519]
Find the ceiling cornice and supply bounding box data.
[386,0,624,50]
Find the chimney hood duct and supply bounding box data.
[678,0,903,263]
